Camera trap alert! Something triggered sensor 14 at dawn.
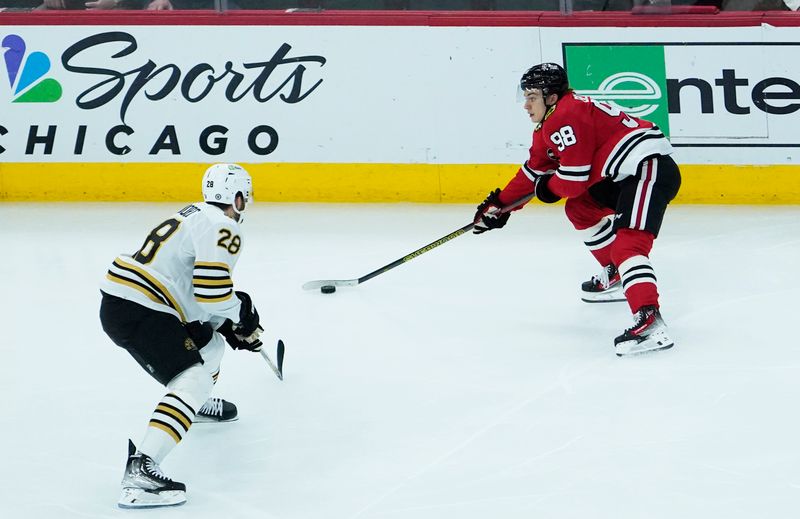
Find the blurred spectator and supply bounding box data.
[146,0,216,7]
[38,0,145,8]
[29,0,223,7]
[722,0,796,9]
[575,0,634,10]
[633,0,723,8]
[0,0,41,8]
[4,0,796,10]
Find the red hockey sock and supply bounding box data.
[611,229,659,312]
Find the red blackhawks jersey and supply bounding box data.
[498,92,673,205]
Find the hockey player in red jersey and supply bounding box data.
[473,63,681,356]
[99,164,265,508]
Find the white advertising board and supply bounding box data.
[2,25,799,166]
[541,26,800,165]
[0,26,536,164]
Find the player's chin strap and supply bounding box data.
[535,103,558,132]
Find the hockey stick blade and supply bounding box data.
[277,339,285,374]
[260,340,284,381]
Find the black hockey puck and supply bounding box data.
[321,285,336,294]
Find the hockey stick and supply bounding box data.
[260,339,285,380]
[301,192,535,291]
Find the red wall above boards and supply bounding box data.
[1,10,799,28]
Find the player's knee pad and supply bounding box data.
[166,363,214,412]
[564,193,614,230]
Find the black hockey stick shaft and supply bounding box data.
[355,192,535,285]
[356,222,474,285]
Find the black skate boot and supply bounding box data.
[614,305,674,357]
[118,440,186,509]
[581,264,626,303]
[195,397,238,423]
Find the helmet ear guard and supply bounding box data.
[520,62,569,99]
[202,164,253,215]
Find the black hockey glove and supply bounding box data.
[218,319,263,352]
[184,321,214,349]
[534,175,561,204]
[473,188,510,234]
[233,291,260,337]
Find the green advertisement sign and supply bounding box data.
[564,45,670,136]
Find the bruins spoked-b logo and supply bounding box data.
[184,338,198,351]
[2,34,62,103]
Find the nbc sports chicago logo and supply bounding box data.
[0,30,325,159]
[2,34,62,103]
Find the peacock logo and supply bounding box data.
[2,34,62,103]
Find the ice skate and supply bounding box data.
[195,397,238,423]
[581,264,626,303]
[118,440,186,509]
[614,305,674,357]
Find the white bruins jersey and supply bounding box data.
[101,202,244,324]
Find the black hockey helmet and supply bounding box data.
[520,63,569,98]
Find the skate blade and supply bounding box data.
[615,339,675,357]
[582,297,627,303]
[581,291,626,303]
[118,488,186,509]
[193,415,239,424]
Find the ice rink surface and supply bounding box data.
[2,202,799,519]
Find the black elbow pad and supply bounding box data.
[535,176,561,204]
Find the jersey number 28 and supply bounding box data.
[217,229,241,254]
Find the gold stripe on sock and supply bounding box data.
[149,420,181,443]
[155,404,192,431]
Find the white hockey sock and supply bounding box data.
[139,363,213,464]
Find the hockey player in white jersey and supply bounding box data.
[99,164,264,508]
